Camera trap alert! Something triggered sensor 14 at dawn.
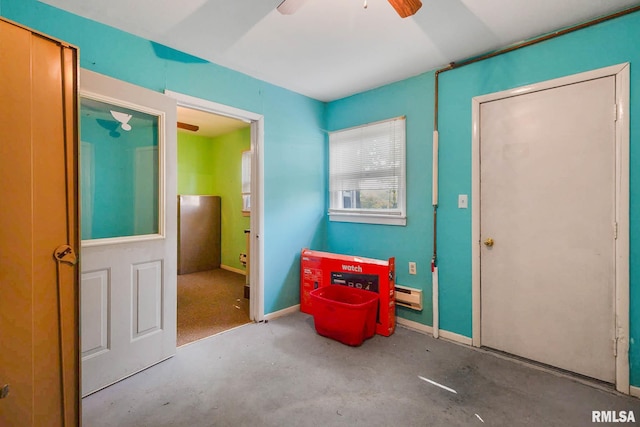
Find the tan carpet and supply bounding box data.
[177,268,250,347]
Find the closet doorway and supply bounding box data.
[176,105,253,346]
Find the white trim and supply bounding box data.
[220,264,246,275]
[396,317,472,346]
[329,212,406,226]
[164,90,265,322]
[630,386,640,399]
[264,304,300,321]
[81,233,165,248]
[164,90,260,122]
[397,317,433,335]
[439,330,473,346]
[471,97,481,348]
[471,63,630,392]
[251,119,265,322]
[614,64,630,394]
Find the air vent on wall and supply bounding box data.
[395,285,422,310]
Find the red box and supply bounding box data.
[300,249,396,336]
[310,286,379,346]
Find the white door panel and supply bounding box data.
[80,269,109,358]
[80,69,177,395]
[479,76,616,382]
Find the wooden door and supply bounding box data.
[479,76,616,382]
[0,19,79,426]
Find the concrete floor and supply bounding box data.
[83,312,640,426]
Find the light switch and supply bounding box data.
[458,194,468,209]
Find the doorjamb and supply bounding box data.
[470,63,630,393]
[164,90,265,322]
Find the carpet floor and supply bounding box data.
[177,268,250,347]
[83,312,640,427]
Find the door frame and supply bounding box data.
[470,63,630,393]
[165,90,265,321]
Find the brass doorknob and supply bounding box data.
[483,238,494,247]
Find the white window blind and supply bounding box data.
[241,150,251,213]
[329,116,406,225]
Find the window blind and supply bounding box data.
[329,116,406,216]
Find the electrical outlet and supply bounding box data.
[409,262,417,275]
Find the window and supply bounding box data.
[241,150,252,215]
[80,96,162,240]
[329,116,406,225]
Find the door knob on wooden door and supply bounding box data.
[483,238,494,247]
[0,384,9,399]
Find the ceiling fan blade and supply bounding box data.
[387,0,422,18]
[178,122,200,132]
[277,0,309,15]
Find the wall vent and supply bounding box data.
[395,285,422,311]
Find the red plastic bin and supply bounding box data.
[310,285,379,346]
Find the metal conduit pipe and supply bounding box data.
[429,4,640,339]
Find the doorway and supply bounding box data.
[167,89,265,339]
[471,64,630,392]
[176,106,252,346]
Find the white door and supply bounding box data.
[478,76,616,382]
[79,70,177,395]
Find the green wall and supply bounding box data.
[211,127,251,271]
[177,131,216,195]
[177,128,250,272]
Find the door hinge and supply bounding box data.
[613,222,618,240]
[614,336,618,357]
[614,103,618,122]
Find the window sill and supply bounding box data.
[329,212,406,226]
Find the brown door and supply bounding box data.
[0,19,79,426]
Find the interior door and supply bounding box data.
[479,76,616,382]
[79,70,177,395]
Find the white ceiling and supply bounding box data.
[40,0,639,102]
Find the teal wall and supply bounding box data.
[5,0,640,387]
[1,0,326,315]
[325,75,435,326]
[326,11,640,386]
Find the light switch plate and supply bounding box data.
[458,194,468,209]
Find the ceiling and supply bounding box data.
[177,106,249,138]
[40,0,639,102]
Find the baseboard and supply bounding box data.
[220,264,246,275]
[396,317,472,346]
[631,385,640,398]
[264,304,300,321]
[439,329,473,346]
[397,317,433,335]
